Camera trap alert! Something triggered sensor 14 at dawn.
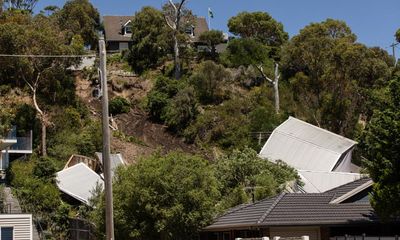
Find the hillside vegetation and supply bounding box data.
[1,1,400,239]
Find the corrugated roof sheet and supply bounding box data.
[259,117,357,172]
[204,178,376,230]
[298,170,364,193]
[56,163,104,204]
[95,152,125,177]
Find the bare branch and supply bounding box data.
[168,0,177,13]
[177,0,186,13]
[164,14,175,30]
[255,64,274,84]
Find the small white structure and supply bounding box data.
[260,117,363,193]
[95,152,126,177]
[56,163,104,204]
[0,214,33,240]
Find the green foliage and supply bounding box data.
[184,96,252,149]
[223,38,270,68]
[48,108,102,160]
[396,29,400,43]
[128,6,172,74]
[190,61,231,104]
[198,30,224,60]
[215,148,298,209]
[9,157,65,238]
[228,11,288,46]
[360,78,400,219]
[92,151,220,240]
[164,86,198,132]
[109,96,131,115]
[228,11,288,58]
[281,18,392,137]
[33,156,58,182]
[146,76,183,121]
[58,0,100,48]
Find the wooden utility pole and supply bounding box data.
[390,42,398,66]
[99,38,115,240]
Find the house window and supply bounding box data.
[185,25,195,36]
[125,26,132,34]
[1,227,14,240]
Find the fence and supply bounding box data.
[331,236,400,240]
[236,236,307,240]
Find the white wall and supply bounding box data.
[0,214,32,240]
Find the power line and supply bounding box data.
[0,54,96,58]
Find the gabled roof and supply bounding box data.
[192,17,209,42]
[103,16,133,42]
[298,170,364,193]
[204,178,377,230]
[259,117,357,172]
[56,163,104,205]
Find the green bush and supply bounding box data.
[109,96,131,115]
[190,61,231,104]
[146,76,184,121]
[164,87,198,133]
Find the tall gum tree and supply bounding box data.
[0,12,83,156]
[227,11,288,114]
[163,0,193,80]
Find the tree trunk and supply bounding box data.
[41,117,47,157]
[274,63,280,114]
[173,33,181,79]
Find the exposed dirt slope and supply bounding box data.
[75,66,198,164]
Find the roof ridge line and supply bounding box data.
[275,129,353,156]
[257,192,285,224]
[287,116,358,145]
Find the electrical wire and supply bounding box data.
[0,54,97,58]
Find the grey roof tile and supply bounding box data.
[204,178,378,230]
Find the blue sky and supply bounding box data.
[35,0,400,55]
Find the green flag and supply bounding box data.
[208,7,214,18]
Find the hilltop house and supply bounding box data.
[259,117,363,193]
[201,178,400,240]
[103,15,210,52]
[0,126,32,173]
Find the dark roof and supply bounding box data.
[325,177,371,197]
[103,16,132,42]
[193,17,209,42]
[204,178,378,230]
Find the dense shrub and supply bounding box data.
[215,148,299,209]
[109,96,131,115]
[164,86,198,132]
[146,76,183,121]
[190,61,231,104]
[91,151,220,240]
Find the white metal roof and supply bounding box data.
[298,170,364,193]
[56,163,104,204]
[95,152,126,177]
[259,117,357,172]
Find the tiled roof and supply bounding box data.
[325,177,371,197]
[204,178,377,230]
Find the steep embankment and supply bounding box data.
[74,65,198,164]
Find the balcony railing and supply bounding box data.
[1,127,32,152]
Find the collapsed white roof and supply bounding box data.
[56,163,104,204]
[259,117,357,172]
[95,152,126,177]
[298,170,364,193]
